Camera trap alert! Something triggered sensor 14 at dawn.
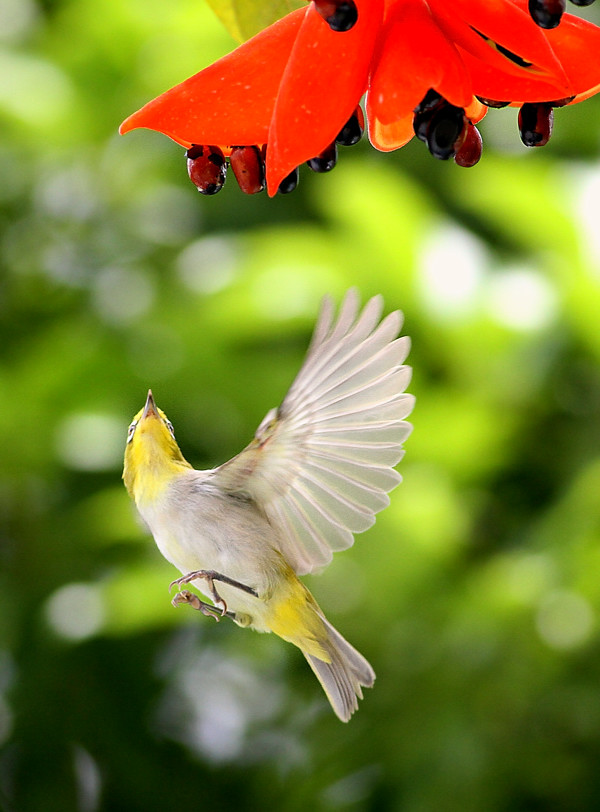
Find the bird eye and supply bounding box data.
[165,419,175,437]
[127,420,138,443]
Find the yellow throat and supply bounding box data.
[123,390,192,504]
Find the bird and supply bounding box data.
[123,289,414,721]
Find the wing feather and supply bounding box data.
[210,289,414,574]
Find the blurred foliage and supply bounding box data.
[206,0,303,41]
[1,0,600,811]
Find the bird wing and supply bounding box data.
[209,289,414,575]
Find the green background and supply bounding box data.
[2,1,600,809]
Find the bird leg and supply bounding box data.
[171,589,237,621]
[169,569,259,615]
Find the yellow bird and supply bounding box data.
[123,289,414,721]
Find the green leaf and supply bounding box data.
[205,0,305,41]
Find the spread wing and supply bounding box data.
[209,288,414,575]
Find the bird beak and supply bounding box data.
[142,389,159,420]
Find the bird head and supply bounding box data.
[123,390,191,500]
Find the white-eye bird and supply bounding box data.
[123,289,414,721]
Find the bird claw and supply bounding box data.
[170,569,258,623]
[171,589,236,622]
[169,568,258,618]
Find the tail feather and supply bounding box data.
[303,616,375,722]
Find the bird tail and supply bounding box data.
[302,615,375,722]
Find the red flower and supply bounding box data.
[120,0,600,196]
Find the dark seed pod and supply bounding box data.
[518,102,554,146]
[307,142,338,173]
[426,104,466,160]
[414,89,444,117]
[475,96,510,109]
[230,146,265,194]
[548,95,575,108]
[277,167,300,194]
[336,107,364,146]
[454,123,483,167]
[186,145,227,195]
[413,89,445,142]
[313,0,358,31]
[528,0,565,28]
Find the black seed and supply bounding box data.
[476,96,510,109]
[414,89,444,116]
[313,0,358,31]
[186,145,227,195]
[426,104,466,160]
[336,109,364,146]
[413,111,430,143]
[277,167,299,194]
[528,0,566,28]
[548,95,575,107]
[569,0,595,5]
[518,103,554,146]
[413,90,445,143]
[307,143,338,173]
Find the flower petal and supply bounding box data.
[265,0,384,195]
[365,103,415,152]
[429,0,570,93]
[368,0,472,127]
[465,96,487,124]
[119,8,306,149]
[458,3,600,105]
[514,0,600,103]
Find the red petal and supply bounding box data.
[365,102,415,152]
[459,5,600,105]
[119,8,306,149]
[429,0,570,94]
[265,0,383,195]
[513,0,600,102]
[368,0,472,126]
[465,97,487,124]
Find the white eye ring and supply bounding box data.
[165,419,175,437]
[127,420,138,443]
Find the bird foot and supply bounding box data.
[171,589,238,622]
[169,569,259,616]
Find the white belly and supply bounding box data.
[136,474,284,626]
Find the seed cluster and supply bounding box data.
[413,90,483,166]
[185,107,365,196]
[183,0,595,196]
[412,88,579,165]
[528,0,596,28]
